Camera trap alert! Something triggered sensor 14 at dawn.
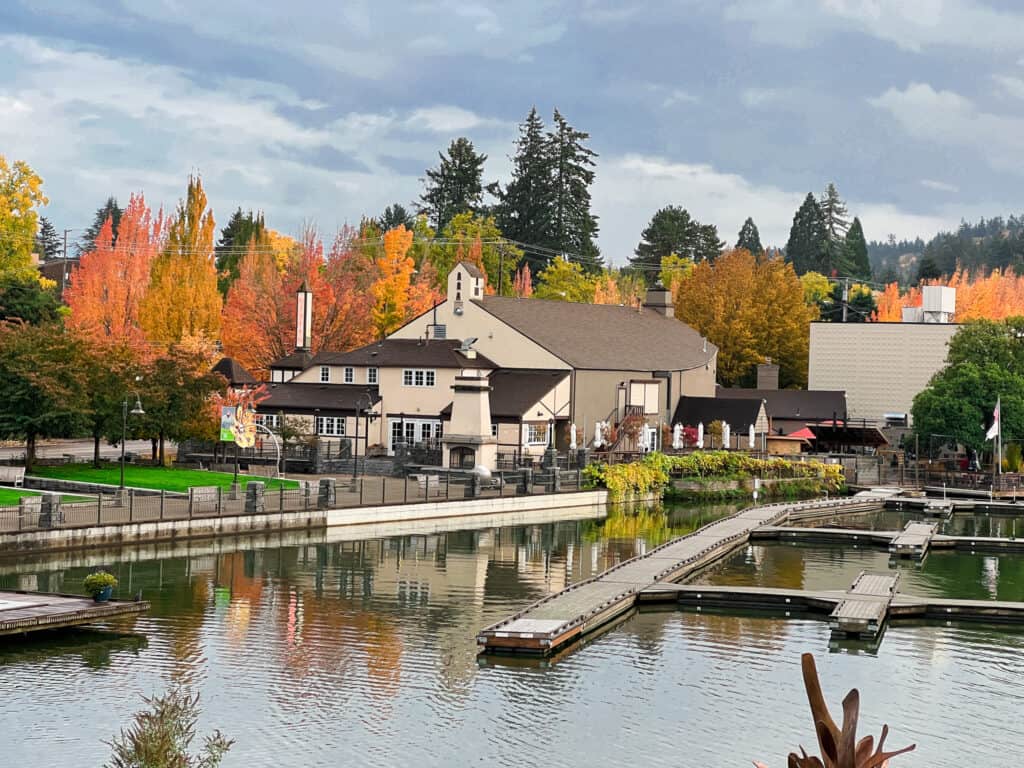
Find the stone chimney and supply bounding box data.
[643,283,674,317]
[757,359,780,390]
[441,369,497,470]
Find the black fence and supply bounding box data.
[0,468,586,534]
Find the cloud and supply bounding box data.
[740,87,789,108]
[725,0,1024,52]
[920,179,959,193]
[591,154,955,264]
[405,106,502,133]
[870,82,1024,171]
[993,74,1024,101]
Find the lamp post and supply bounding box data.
[352,391,375,481]
[120,393,145,490]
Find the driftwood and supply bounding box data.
[756,653,916,768]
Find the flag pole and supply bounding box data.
[998,395,1003,476]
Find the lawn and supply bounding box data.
[0,488,90,505]
[30,464,299,493]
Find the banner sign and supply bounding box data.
[219,406,237,443]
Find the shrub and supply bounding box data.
[84,570,118,596]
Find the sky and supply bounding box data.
[3,0,1024,264]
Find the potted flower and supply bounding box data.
[84,570,118,603]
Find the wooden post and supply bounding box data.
[97,493,103,525]
[128,489,134,522]
[217,486,223,516]
[359,478,364,505]
[188,490,193,520]
[381,476,386,505]
[404,475,408,503]
[159,490,165,521]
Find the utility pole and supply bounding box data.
[498,244,505,296]
[61,228,72,296]
[841,277,849,323]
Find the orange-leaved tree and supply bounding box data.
[66,193,164,348]
[371,226,415,338]
[221,241,287,377]
[513,264,533,297]
[140,175,221,346]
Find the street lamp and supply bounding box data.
[352,391,375,481]
[120,393,145,490]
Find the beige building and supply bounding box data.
[808,322,958,425]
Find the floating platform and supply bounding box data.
[889,521,938,559]
[477,497,883,655]
[0,590,149,637]
[752,522,1024,555]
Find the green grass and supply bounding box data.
[0,488,90,505]
[29,463,299,493]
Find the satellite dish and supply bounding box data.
[459,337,478,351]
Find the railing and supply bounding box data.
[0,468,587,535]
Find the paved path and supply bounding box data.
[0,439,158,461]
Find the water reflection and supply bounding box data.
[797,507,1024,538]
[0,502,1022,767]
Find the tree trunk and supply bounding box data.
[151,438,157,463]
[158,433,166,467]
[93,432,102,468]
[25,433,36,473]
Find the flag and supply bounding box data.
[986,398,1000,441]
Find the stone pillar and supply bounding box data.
[470,472,483,498]
[522,467,534,495]
[245,482,265,515]
[318,478,336,510]
[543,447,559,469]
[575,448,591,468]
[38,496,61,529]
[552,467,562,493]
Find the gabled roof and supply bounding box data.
[313,339,495,369]
[476,295,714,372]
[456,261,484,279]
[269,350,313,371]
[440,369,570,420]
[212,357,257,387]
[672,396,764,431]
[256,382,380,415]
[716,387,847,421]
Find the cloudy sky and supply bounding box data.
[3,0,1023,262]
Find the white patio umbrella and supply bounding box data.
[569,423,578,451]
[593,421,604,449]
[722,422,731,450]
[697,422,704,449]
[672,424,683,450]
[749,423,756,449]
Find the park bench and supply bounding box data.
[0,467,26,487]
[189,486,220,514]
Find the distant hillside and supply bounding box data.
[869,214,1024,283]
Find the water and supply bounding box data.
[798,507,1024,538]
[1,502,1023,767]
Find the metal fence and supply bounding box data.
[0,468,585,534]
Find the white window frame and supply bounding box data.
[527,423,549,445]
[255,414,281,430]
[402,368,436,388]
[314,416,346,436]
[367,367,378,385]
[491,424,498,437]
[319,366,330,383]
[344,366,354,384]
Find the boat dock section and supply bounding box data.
[477,497,881,655]
[0,590,149,636]
[889,522,938,559]
[829,571,898,636]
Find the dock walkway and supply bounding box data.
[477,497,879,654]
[829,571,898,636]
[889,521,937,559]
[0,590,149,636]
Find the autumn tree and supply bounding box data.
[371,226,416,337]
[220,241,286,377]
[659,253,694,303]
[676,249,815,387]
[534,255,596,303]
[0,155,47,278]
[66,193,164,347]
[140,176,222,345]
[426,212,521,294]
[512,264,533,297]
[872,282,903,322]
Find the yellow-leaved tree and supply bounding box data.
[676,249,815,387]
[140,176,222,345]
[0,155,48,277]
[371,225,416,337]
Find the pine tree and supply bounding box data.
[631,206,722,282]
[819,183,850,241]
[419,138,487,232]
[785,193,829,275]
[34,216,61,259]
[548,110,601,271]
[735,217,763,255]
[493,107,554,274]
[916,254,942,283]
[78,197,122,255]
[844,217,871,280]
[215,208,266,294]
[378,203,414,232]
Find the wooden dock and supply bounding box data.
[477,497,883,655]
[0,590,149,636]
[889,521,938,559]
[829,571,898,636]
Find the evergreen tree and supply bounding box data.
[78,197,122,255]
[735,217,763,254]
[844,217,871,280]
[419,137,487,233]
[632,206,723,282]
[785,193,829,275]
[378,203,414,232]
[493,107,554,274]
[215,208,266,294]
[34,216,61,259]
[819,182,850,241]
[548,110,601,271]
[916,254,942,283]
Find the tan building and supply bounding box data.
[391,263,718,444]
[808,321,958,426]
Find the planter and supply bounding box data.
[92,586,113,603]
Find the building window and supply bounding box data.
[391,421,404,448]
[344,367,354,384]
[491,424,498,437]
[405,422,416,444]
[402,369,435,387]
[314,416,345,436]
[367,367,378,385]
[527,423,549,445]
[320,366,330,383]
[474,283,480,297]
[255,414,280,430]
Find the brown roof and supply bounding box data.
[716,387,847,422]
[269,350,313,370]
[212,357,257,387]
[456,261,484,279]
[477,296,714,371]
[256,383,380,415]
[313,339,494,369]
[440,369,569,420]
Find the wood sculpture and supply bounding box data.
[755,653,916,768]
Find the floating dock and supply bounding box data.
[752,522,1024,555]
[829,571,898,636]
[889,521,938,559]
[0,590,149,636]
[477,497,882,655]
